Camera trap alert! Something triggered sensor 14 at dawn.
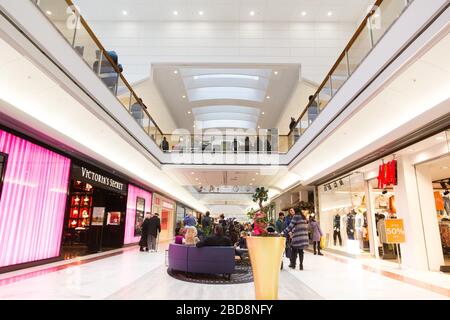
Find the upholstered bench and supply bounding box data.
[168,243,235,278]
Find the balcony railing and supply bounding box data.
[33,0,165,147]
[32,0,413,157]
[287,0,413,148]
[160,133,290,154]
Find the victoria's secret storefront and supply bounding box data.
[62,162,129,259]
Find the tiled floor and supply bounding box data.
[0,244,449,300]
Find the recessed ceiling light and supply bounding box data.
[195,178,199,181]
[266,96,271,99]
[442,166,449,169]
[46,10,52,15]
[258,125,261,129]
[252,178,255,181]
[173,70,178,74]
[187,111,191,114]
[408,149,415,152]
[191,172,195,175]
[122,10,128,15]
[262,112,265,115]
[255,172,259,175]
[301,11,307,16]
[182,95,186,99]
[193,125,196,128]
[193,76,199,80]
[198,10,204,16]
[249,183,253,186]
[327,11,333,16]
[250,11,255,16]
[274,71,278,75]
[173,10,178,16]
[436,136,445,141]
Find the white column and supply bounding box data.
[394,156,429,270]
[365,180,379,258]
[415,164,445,271]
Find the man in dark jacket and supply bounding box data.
[196,225,232,247]
[147,213,161,252]
[160,137,169,152]
[201,211,212,236]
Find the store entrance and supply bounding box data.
[416,156,450,271]
[368,179,400,260]
[61,165,127,260]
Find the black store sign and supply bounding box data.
[71,165,128,195]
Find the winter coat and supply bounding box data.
[309,220,323,242]
[147,216,161,237]
[284,214,309,249]
[139,218,151,246]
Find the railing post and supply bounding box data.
[71,12,79,48]
[329,75,333,97]
[345,50,351,76]
[97,50,103,75]
[128,92,133,112]
[367,17,374,48]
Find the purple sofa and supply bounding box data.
[168,243,235,276]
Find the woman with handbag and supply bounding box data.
[309,214,323,256]
[284,208,309,270]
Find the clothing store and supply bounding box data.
[317,129,450,272]
[152,193,176,242]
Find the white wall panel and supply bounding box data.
[86,21,355,84]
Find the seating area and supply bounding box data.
[168,243,236,279]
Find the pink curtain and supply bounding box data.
[124,184,152,244]
[0,129,71,268]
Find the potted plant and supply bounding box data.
[246,187,285,300]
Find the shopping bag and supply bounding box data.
[320,236,326,249]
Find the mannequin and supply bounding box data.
[333,213,342,246]
[355,209,364,249]
[346,210,356,240]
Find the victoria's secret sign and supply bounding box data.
[71,165,128,195]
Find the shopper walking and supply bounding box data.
[147,213,161,252]
[284,208,309,270]
[139,214,151,252]
[309,214,323,255]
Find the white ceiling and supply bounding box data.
[72,0,375,22]
[152,63,300,130]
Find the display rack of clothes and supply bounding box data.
[439,221,450,254]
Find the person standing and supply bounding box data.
[275,212,285,234]
[284,208,309,270]
[160,137,169,152]
[309,214,323,255]
[284,208,294,235]
[218,213,226,227]
[139,213,152,252]
[147,213,161,252]
[183,212,197,227]
[202,211,212,236]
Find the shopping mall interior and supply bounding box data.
[0,0,449,301]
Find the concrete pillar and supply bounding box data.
[394,156,429,270]
[415,163,445,271]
